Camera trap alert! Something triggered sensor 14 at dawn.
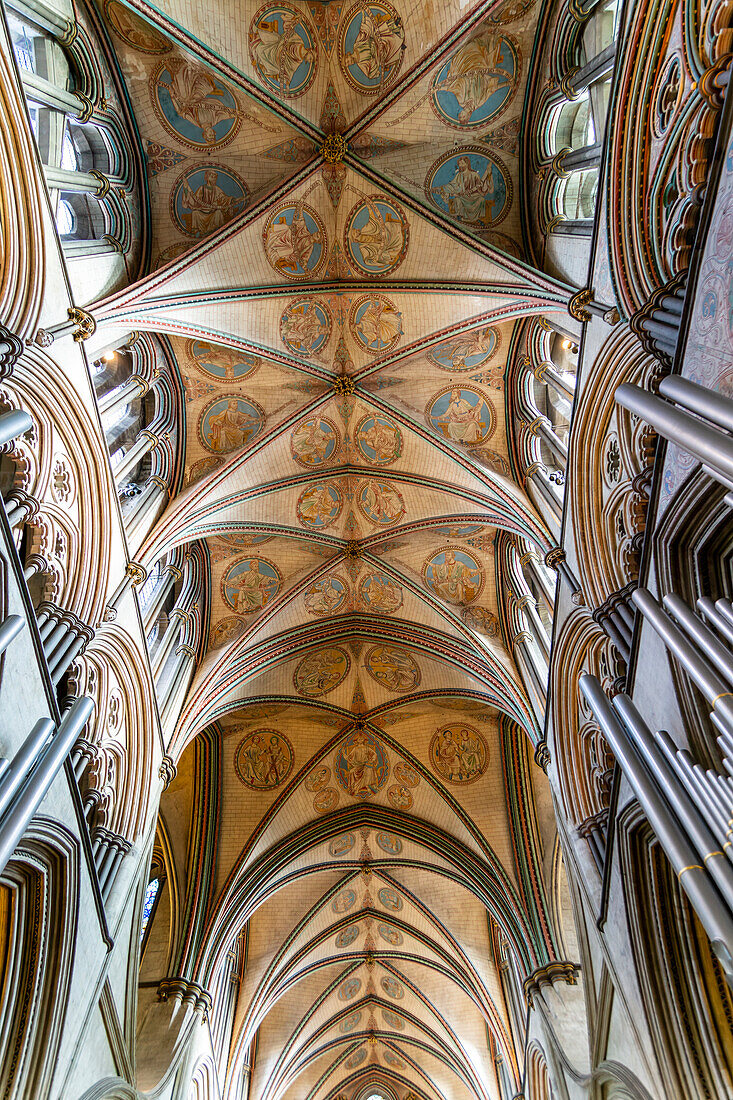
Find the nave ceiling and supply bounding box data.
[95,2,571,1099]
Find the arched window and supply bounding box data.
[140,876,160,942]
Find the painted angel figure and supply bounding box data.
[436,33,514,123]
[344,6,404,84]
[251,12,315,91]
[349,199,403,270]
[180,170,244,237]
[161,58,238,144]
[434,155,496,224]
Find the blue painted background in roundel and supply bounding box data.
[191,340,259,380]
[427,150,510,228]
[339,3,405,94]
[431,33,518,130]
[345,198,408,276]
[199,396,264,453]
[172,166,247,238]
[264,204,325,279]
[427,327,498,372]
[249,6,317,98]
[154,60,240,148]
[335,924,360,948]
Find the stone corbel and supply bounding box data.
[523,960,580,1008]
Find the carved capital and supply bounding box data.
[68,307,96,342]
[524,960,580,1007]
[158,754,177,789]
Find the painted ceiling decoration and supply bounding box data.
[94,2,574,1099]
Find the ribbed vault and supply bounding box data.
[110,1,565,1096]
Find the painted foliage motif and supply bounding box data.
[171,165,247,237]
[359,572,402,613]
[358,479,405,526]
[105,0,170,53]
[222,557,281,613]
[291,416,339,466]
[304,575,349,615]
[189,339,259,380]
[430,724,489,784]
[152,58,241,148]
[297,483,343,529]
[334,729,390,797]
[294,647,350,696]
[350,295,403,353]
[423,546,483,604]
[431,32,519,130]
[365,645,421,692]
[426,148,512,227]
[338,2,405,94]
[199,396,264,453]
[427,386,495,444]
[281,298,332,355]
[234,729,294,789]
[249,5,317,96]
[427,326,499,372]
[264,202,326,279]
[356,414,402,465]
[345,196,409,276]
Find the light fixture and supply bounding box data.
[103,350,115,362]
[561,338,572,350]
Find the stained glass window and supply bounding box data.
[140,877,159,941]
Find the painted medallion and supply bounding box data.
[430,723,489,784]
[222,557,281,613]
[462,605,500,636]
[379,922,403,946]
[249,5,317,97]
[329,832,356,857]
[431,32,519,130]
[264,202,326,279]
[188,339,259,380]
[304,575,349,616]
[104,0,170,53]
[388,784,413,810]
[291,416,340,466]
[365,645,421,692]
[350,294,403,353]
[336,924,360,948]
[334,729,390,798]
[382,1007,405,1029]
[332,888,356,913]
[198,395,265,453]
[383,1050,405,1067]
[355,414,402,465]
[359,572,402,614]
[305,765,331,792]
[376,832,403,854]
[426,148,512,227]
[358,479,405,527]
[381,976,404,999]
[423,546,484,604]
[338,977,362,1000]
[427,326,499,372]
[209,616,247,648]
[378,887,403,911]
[345,1048,367,1069]
[171,164,248,237]
[340,1011,362,1033]
[393,761,420,787]
[488,0,536,22]
[344,196,409,276]
[338,2,405,94]
[314,787,339,813]
[294,647,350,697]
[296,483,344,530]
[234,729,294,789]
[426,385,496,445]
[281,298,332,356]
[151,59,241,148]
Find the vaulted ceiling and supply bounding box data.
[104,2,568,1097]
